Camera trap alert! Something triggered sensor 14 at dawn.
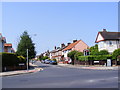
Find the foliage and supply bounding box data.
[68,50,83,65]
[52,59,57,61]
[2,52,26,67]
[89,44,99,55]
[74,52,83,60]
[16,31,36,59]
[78,55,112,61]
[42,56,49,60]
[112,48,120,60]
[17,56,26,63]
[99,50,109,55]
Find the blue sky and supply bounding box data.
[2,2,118,55]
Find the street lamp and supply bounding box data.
[26,34,37,71]
[27,49,28,71]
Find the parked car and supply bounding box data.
[50,60,57,65]
[41,60,45,63]
[44,59,51,64]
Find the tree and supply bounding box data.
[16,31,36,67]
[112,48,120,60]
[68,50,79,65]
[99,50,109,55]
[74,52,83,60]
[42,56,49,60]
[90,44,99,55]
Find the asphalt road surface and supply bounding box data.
[2,61,118,88]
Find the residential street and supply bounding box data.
[2,61,118,88]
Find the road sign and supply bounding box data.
[107,59,111,67]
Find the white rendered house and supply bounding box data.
[95,29,120,53]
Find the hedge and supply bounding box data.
[77,55,112,61]
[1,52,26,67]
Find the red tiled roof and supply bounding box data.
[63,40,81,51]
[4,43,12,47]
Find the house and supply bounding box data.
[95,29,120,53]
[62,40,89,62]
[0,33,15,53]
[4,43,15,53]
[50,44,66,62]
[0,33,6,52]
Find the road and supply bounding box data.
[2,61,118,88]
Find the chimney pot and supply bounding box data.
[103,29,107,32]
[73,40,77,43]
[67,43,71,46]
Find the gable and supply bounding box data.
[95,33,104,43]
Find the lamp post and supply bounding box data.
[26,34,37,71]
[27,49,28,71]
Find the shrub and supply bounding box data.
[99,50,109,55]
[17,56,26,64]
[74,52,83,60]
[2,52,18,66]
[42,56,49,60]
[78,55,112,61]
[112,48,120,60]
[2,52,26,67]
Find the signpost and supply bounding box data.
[27,49,28,71]
[107,59,111,67]
[84,49,90,66]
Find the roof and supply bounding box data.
[95,30,120,43]
[4,43,12,47]
[63,40,81,51]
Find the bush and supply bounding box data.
[17,56,26,64]
[68,50,81,65]
[78,55,112,61]
[2,52,19,66]
[112,48,120,60]
[2,52,26,67]
[74,52,83,60]
[42,56,49,60]
[52,59,57,61]
[99,50,109,55]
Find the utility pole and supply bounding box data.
[27,49,28,71]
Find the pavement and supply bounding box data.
[0,63,43,77]
[58,63,119,70]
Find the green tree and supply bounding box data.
[42,56,49,60]
[74,52,83,60]
[68,50,78,65]
[16,31,36,67]
[90,44,99,55]
[112,48,120,60]
[99,50,109,55]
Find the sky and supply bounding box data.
[2,2,118,55]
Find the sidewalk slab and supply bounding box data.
[58,64,118,70]
[0,63,43,77]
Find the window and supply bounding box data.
[109,41,113,46]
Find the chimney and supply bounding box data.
[73,40,77,43]
[67,43,71,46]
[54,46,56,50]
[61,43,65,48]
[103,29,107,32]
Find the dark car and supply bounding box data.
[50,60,57,65]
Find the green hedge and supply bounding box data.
[78,55,112,61]
[1,52,26,67]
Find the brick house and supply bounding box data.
[62,40,89,63]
